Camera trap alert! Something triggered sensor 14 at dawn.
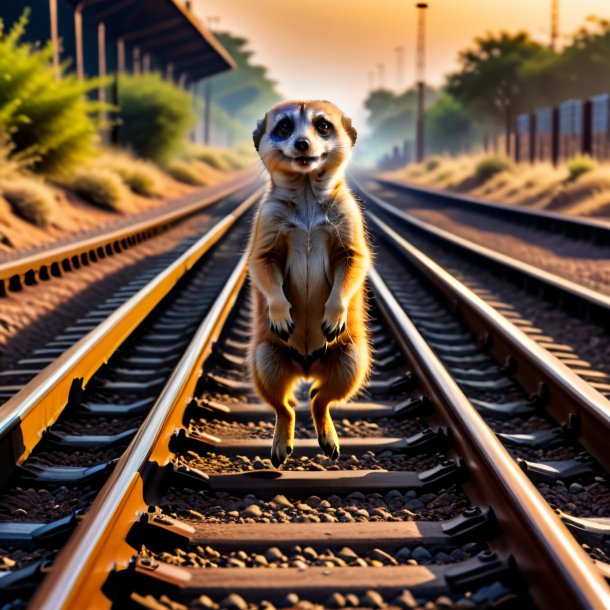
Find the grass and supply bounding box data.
[164,159,208,186]
[385,152,610,217]
[474,156,513,183]
[97,150,162,197]
[0,177,57,226]
[567,155,597,182]
[70,168,131,213]
[186,144,251,171]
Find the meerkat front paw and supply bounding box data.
[268,295,295,341]
[321,302,347,342]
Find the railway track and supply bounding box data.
[0,210,602,607]
[0,170,259,297]
[0,174,609,608]
[0,187,261,607]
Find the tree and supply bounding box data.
[446,31,544,154]
[206,33,282,143]
[426,95,477,155]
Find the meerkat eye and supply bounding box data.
[315,119,332,136]
[274,119,293,138]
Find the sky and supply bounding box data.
[193,0,610,129]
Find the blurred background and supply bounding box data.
[2,0,610,240]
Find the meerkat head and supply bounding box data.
[253,100,357,179]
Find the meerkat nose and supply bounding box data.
[294,138,310,152]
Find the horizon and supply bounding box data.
[194,0,610,132]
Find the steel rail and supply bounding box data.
[0,170,259,295]
[369,267,610,610]
[371,173,610,240]
[0,189,262,485]
[28,253,248,610]
[357,182,610,318]
[368,211,610,474]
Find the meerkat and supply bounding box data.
[247,100,371,468]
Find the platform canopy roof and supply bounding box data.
[64,0,234,82]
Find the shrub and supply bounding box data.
[117,73,196,164]
[70,169,131,212]
[0,10,103,175]
[187,144,249,171]
[474,156,513,183]
[98,150,162,197]
[165,159,207,186]
[425,156,443,172]
[0,177,57,226]
[567,155,596,182]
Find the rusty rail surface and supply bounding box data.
[0,170,260,295]
[0,189,262,485]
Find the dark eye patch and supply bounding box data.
[272,118,294,139]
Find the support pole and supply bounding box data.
[117,38,125,74]
[133,47,141,75]
[49,0,60,78]
[415,2,428,163]
[74,4,84,79]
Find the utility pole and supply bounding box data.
[395,46,405,92]
[550,0,559,50]
[415,2,428,163]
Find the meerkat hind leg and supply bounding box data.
[253,341,300,468]
[309,344,366,461]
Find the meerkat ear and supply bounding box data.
[341,115,357,146]
[253,117,267,151]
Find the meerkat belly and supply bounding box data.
[284,227,331,355]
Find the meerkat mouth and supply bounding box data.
[292,152,329,167]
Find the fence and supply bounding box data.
[515,92,610,165]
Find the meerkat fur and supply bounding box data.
[247,100,371,467]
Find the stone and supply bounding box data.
[395,546,411,562]
[472,581,513,603]
[241,504,262,518]
[226,558,246,568]
[271,494,292,507]
[369,548,398,565]
[405,499,425,510]
[392,590,417,609]
[569,482,585,494]
[194,594,217,609]
[411,546,432,561]
[346,491,366,501]
[254,554,268,566]
[385,489,403,501]
[345,594,360,607]
[435,595,454,609]
[302,546,318,560]
[337,547,358,562]
[265,547,284,562]
[325,593,347,608]
[278,593,300,608]
[220,594,247,610]
[306,495,321,507]
[405,490,418,499]
[434,551,450,563]
[360,590,386,608]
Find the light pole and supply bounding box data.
[550,0,559,50]
[415,2,428,163]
